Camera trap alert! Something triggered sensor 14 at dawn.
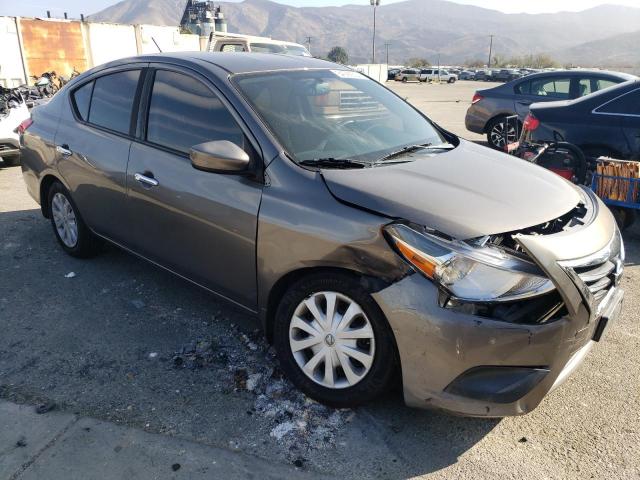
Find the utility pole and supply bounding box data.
[305,36,312,56]
[384,42,391,65]
[487,34,494,69]
[370,0,380,64]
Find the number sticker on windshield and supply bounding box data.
[331,70,366,80]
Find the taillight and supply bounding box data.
[523,113,540,131]
[471,93,483,104]
[17,118,33,134]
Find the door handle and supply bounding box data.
[56,144,73,156]
[134,172,159,187]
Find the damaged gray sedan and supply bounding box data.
[19,53,624,416]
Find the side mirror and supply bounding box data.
[190,140,250,173]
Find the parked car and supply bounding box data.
[521,79,640,160]
[395,68,420,82]
[19,53,624,416]
[419,69,457,83]
[465,70,635,149]
[459,70,476,81]
[493,69,522,82]
[474,69,491,81]
[387,68,400,81]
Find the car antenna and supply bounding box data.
[152,37,163,53]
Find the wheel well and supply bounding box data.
[581,144,623,160]
[39,175,60,218]
[264,266,389,344]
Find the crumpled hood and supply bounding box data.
[321,140,581,239]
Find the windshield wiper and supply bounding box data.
[299,158,369,169]
[375,143,455,164]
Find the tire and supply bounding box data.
[486,116,520,150]
[273,273,396,408]
[448,77,456,84]
[47,181,101,258]
[402,77,408,83]
[1,155,20,167]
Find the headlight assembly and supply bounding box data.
[384,223,554,303]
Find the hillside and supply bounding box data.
[555,30,640,68]
[89,0,640,66]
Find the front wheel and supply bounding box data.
[402,77,408,83]
[274,274,396,408]
[448,77,456,84]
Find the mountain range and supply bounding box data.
[89,0,640,68]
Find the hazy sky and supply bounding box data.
[1,0,638,19]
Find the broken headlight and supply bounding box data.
[384,223,554,302]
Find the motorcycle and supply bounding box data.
[31,71,59,97]
[0,86,30,166]
[58,67,81,88]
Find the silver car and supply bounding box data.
[465,70,635,150]
[19,53,624,416]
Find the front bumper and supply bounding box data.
[373,191,624,416]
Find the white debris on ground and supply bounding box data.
[171,322,353,460]
[64,271,76,278]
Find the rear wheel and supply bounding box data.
[402,77,408,83]
[448,77,456,84]
[274,274,396,408]
[48,181,101,258]
[487,116,520,150]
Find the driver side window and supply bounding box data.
[146,70,245,154]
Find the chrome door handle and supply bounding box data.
[134,172,159,187]
[56,144,72,156]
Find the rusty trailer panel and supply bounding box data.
[19,18,88,81]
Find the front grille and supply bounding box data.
[562,231,623,312]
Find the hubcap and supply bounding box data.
[490,121,517,148]
[51,192,78,248]
[289,291,375,389]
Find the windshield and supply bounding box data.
[234,69,448,163]
[250,43,286,54]
[283,45,312,57]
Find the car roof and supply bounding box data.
[517,69,636,82]
[94,52,345,76]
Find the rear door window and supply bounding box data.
[220,43,245,52]
[146,70,245,154]
[88,70,141,134]
[72,81,94,120]
[578,78,593,97]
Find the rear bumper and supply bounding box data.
[0,137,20,158]
[373,190,624,416]
[464,107,486,134]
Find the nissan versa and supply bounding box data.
[19,53,624,416]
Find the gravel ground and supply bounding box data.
[1,82,639,478]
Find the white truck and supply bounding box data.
[206,32,311,57]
